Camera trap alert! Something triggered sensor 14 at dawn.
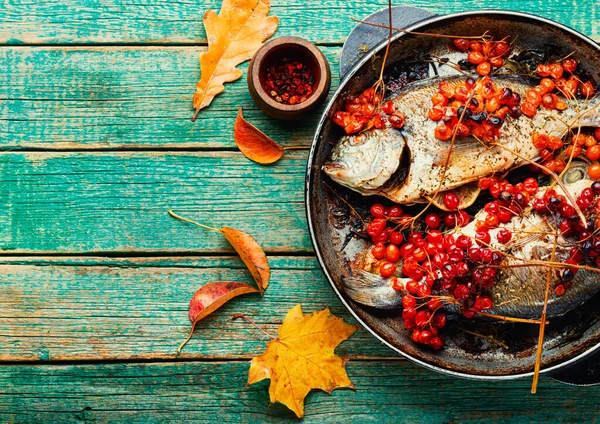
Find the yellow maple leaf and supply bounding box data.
[247,304,358,418]
[192,0,279,120]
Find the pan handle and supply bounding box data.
[339,6,437,80]
[547,347,600,386]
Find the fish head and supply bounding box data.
[322,128,406,193]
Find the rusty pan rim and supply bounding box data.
[306,9,600,380]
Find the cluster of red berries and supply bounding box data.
[521,59,596,117]
[531,182,600,295]
[452,38,512,76]
[478,175,540,202]
[332,87,405,135]
[365,200,503,350]
[479,174,600,295]
[530,130,600,179]
[429,76,521,143]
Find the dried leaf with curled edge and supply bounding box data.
[178,282,259,354]
[192,0,279,120]
[168,210,271,295]
[220,226,270,295]
[234,109,283,164]
[247,304,358,418]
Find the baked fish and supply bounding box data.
[342,164,600,319]
[323,75,600,205]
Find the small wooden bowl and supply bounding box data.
[248,36,331,120]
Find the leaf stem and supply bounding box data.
[177,322,198,355]
[233,313,276,340]
[168,210,219,232]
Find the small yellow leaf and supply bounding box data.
[247,304,358,418]
[192,0,279,119]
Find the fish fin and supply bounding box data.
[345,270,390,288]
[434,137,486,166]
[507,232,545,249]
[506,222,549,249]
[427,182,481,211]
[570,95,600,129]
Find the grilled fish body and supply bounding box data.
[343,171,600,319]
[324,76,600,204]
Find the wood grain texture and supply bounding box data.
[0,46,339,149]
[3,361,599,423]
[0,256,397,361]
[1,0,598,45]
[0,151,313,253]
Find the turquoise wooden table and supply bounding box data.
[2,1,600,422]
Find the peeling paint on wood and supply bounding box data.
[2,361,599,422]
[0,46,340,149]
[0,1,598,45]
[0,151,312,253]
[0,256,395,361]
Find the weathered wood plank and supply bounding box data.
[0,256,400,361]
[0,151,313,253]
[1,1,598,45]
[0,46,339,149]
[2,361,598,423]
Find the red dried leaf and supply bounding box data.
[220,227,270,295]
[178,281,259,354]
[234,109,283,164]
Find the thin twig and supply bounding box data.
[479,311,547,325]
[323,181,366,227]
[233,313,276,340]
[460,328,509,349]
[351,18,490,40]
[532,226,559,393]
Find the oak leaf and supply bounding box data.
[178,282,259,354]
[247,304,358,418]
[234,109,283,164]
[192,0,279,120]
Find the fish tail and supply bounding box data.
[342,270,404,310]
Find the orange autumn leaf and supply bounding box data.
[178,282,259,354]
[192,0,279,120]
[234,109,283,164]
[220,226,270,294]
[247,304,358,418]
[168,210,270,295]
